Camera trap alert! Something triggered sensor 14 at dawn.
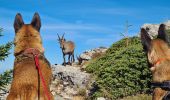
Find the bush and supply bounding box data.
[0,27,12,61]
[0,70,12,93]
[85,37,152,99]
[0,27,13,93]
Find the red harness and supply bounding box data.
[154,57,169,66]
[24,48,51,100]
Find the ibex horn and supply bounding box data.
[57,33,60,40]
[62,33,65,39]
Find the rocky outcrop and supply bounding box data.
[77,47,108,66]
[80,47,107,60]
[51,65,92,100]
[1,65,92,100]
[141,23,159,38]
[141,20,170,38]
[51,47,109,99]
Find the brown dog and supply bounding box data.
[141,24,170,100]
[7,13,54,100]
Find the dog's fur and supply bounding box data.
[7,13,54,100]
[141,24,170,100]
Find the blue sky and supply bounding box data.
[0,0,170,73]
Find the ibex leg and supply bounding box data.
[72,52,75,63]
[68,54,71,65]
[63,54,66,66]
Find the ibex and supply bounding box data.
[57,33,75,65]
[77,55,88,65]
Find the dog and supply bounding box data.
[7,13,54,100]
[141,24,170,100]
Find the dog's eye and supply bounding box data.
[30,34,37,37]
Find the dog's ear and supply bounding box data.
[141,28,151,52]
[14,13,24,33]
[31,12,41,32]
[157,24,169,43]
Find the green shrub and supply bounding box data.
[0,70,12,92]
[85,37,152,99]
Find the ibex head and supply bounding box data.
[57,33,66,48]
[77,55,82,65]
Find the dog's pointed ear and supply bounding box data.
[141,28,151,52]
[157,24,169,43]
[14,13,24,33]
[31,12,41,32]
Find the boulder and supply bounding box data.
[141,20,170,38]
[51,65,91,99]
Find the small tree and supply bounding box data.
[120,21,132,46]
[0,70,12,93]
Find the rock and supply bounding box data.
[77,47,108,66]
[140,20,170,38]
[163,20,170,29]
[80,47,107,60]
[52,65,91,88]
[51,64,92,99]
[97,97,107,100]
[141,23,159,38]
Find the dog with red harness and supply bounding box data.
[7,13,54,100]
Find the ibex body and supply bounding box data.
[58,34,75,65]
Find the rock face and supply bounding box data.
[80,47,107,60]
[141,23,159,38]
[51,65,91,100]
[141,20,170,38]
[77,47,108,66]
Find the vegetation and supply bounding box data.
[0,27,13,93]
[120,94,151,100]
[85,37,152,99]
[0,28,12,61]
[0,70,12,92]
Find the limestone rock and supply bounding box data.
[140,20,170,38]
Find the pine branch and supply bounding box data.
[0,42,13,61]
[0,70,12,93]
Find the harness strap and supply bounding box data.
[24,48,51,100]
[151,81,170,91]
[34,54,51,100]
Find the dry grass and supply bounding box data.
[73,96,86,100]
[119,94,152,100]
